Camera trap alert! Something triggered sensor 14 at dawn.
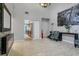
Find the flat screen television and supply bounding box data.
[58,4,79,26]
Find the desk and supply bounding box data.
[59,32,78,47]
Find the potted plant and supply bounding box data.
[64,24,71,32]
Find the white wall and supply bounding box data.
[5,3,24,40]
[62,34,74,44]
[50,3,79,44]
[13,4,25,40]
[50,3,78,32]
[5,3,79,41]
[41,19,50,38]
[13,3,51,40]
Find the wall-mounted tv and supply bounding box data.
[58,4,79,26]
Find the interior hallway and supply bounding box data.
[9,38,79,56]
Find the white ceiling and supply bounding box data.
[14,3,53,11]
[13,3,53,20]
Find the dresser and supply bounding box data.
[0,33,14,55]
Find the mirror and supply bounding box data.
[4,8,10,29]
[3,4,11,32]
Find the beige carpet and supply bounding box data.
[8,39,79,56]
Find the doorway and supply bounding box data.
[24,20,33,40]
[41,18,49,38]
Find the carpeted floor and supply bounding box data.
[8,39,79,56]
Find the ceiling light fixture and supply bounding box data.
[40,3,51,8]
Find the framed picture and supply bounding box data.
[58,4,79,26]
[70,4,79,25]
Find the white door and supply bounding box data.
[33,21,40,39]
